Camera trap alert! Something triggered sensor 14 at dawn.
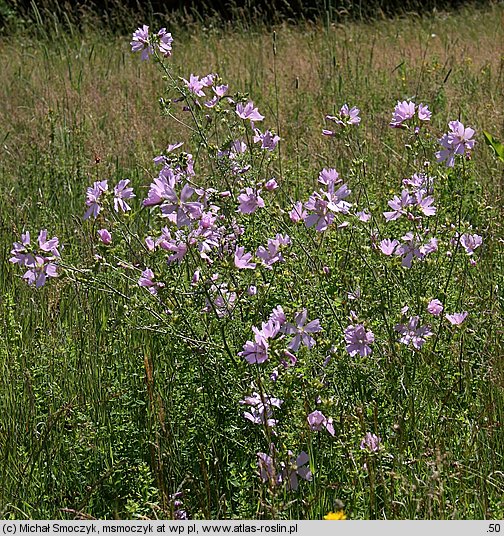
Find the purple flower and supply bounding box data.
[84,180,108,220]
[270,305,287,326]
[383,190,413,221]
[183,74,206,97]
[415,191,436,217]
[97,229,112,245]
[138,268,164,295]
[445,311,468,326]
[205,283,237,318]
[283,309,321,352]
[22,256,59,288]
[360,432,381,452]
[390,100,416,128]
[240,392,283,428]
[284,451,312,491]
[379,238,399,256]
[436,120,476,167]
[304,194,334,232]
[257,446,281,487]
[254,129,280,151]
[289,201,308,223]
[307,410,335,436]
[344,324,375,357]
[239,331,269,364]
[264,178,278,191]
[460,233,482,255]
[324,104,361,134]
[417,103,432,122]
[238,188,265,214]
[10,231,34,266]
[234,246,256,269]
[247,285,257,296]
[395,316,433,349]
[236,101,264,122]
[114,179,135,212]
[130,25,152,61]
[160,183,203,227]
[37,229,60,257]
[256,234,290,268]
[157,28,173,57]
[427,299,443,316]
[356,211,371,222]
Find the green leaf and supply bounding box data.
[483,131,504,162]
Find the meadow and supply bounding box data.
[0,2,503,520]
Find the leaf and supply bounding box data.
[483,131,504,162]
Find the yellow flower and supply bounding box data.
[324,510,346,520]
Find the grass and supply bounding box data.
[0,2,503,520]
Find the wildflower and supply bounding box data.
[390,100,416,128]
[84,180,108,220]
[324,511,346,520]
[257,446,281,487]
[236,101,265,122]
[239,331,269,364]
[269,305,287,325]
[157,28,173,57]
[417,103,432,122]
[304,194,334,231]
[318,168,341,190]
[183,74,206,97]
[22,256,59,288]
[283,309,321,352]
[256,234,290,268]
[427,299,443,316]
[395,316,433,349]
[240,392,283,427]
[324,104,360,134]
[160,183,203,227]
[460,233,482,255]
[97,229,112,245]
[205,283,237,318]
[344,324,375,357]
[138,268,164,296]
[237,188,265,214]
[264,178,278,191]
[360,432,381,452]
[383,190,413,221]
[307,410,335,436]
[289,201,308,223]
[436,120,476,167]
[254,129,280,151]
[113,179,135,213]
[379,238,399,256]
[445,311,468,325]
[9,231,34,266]
[356,210,371,222]
[234,246,256,269]
[37,229,60,257]
[130,25,152,61]
[247,285,257,296]
[284,451,312,491]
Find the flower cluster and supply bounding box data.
[10,230,61,288]
[323,104,361,135]
[389,100,431,128]
[436,120,476,167]
[131,26,173,60]
[84,179,135,220]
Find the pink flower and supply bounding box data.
[445,311,468,326]
[283,309,321,352]
[390,100,416,128]
[360,432,381,452]
[236,101,264,122]
[234,246,256,269]
[460,233,482,255]
[238,188,265,214]
[427,299,443,316]
[344,324,375,357]
[307,410,335,436]
[97,229,112,245]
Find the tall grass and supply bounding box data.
[0,2,503,519]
